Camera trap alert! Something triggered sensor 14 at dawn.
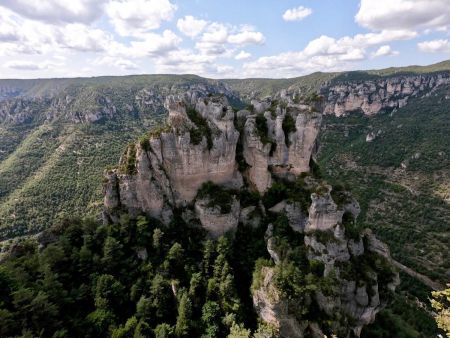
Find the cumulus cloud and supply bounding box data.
[57,24,114,52]
[244,30,416,77]
[177,16,208,38]
[0,0,106,24]
[235,51,251,60]
[372,45,399,57]
[282,6,312,22]
[126,30,181,57]
[228,30,265,45]
[189,20,265,56]
[418,39,450,53]
[106,0,177,36]
[356,0,450,31]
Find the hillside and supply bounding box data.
[0,93,402,338]
[0,60,449,337]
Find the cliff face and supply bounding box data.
[321,73,450,116]
[102,91,399,337]
[103,94,322,229]
[0,81,238,125]
[253,184,399,338]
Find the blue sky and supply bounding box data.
[0,0,449,78]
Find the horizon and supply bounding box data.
[1,58,450,81]
[1,0,450,79]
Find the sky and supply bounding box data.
[1,0,450,79]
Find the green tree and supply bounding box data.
[175,292,192,337]
[227,322,251,338]
[431,285,450,336]
[101,236,123,270]
[154,323,174,338]
[150,274,173,320]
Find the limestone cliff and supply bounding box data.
[321,73,450,116]
[103,95,322,234]
[103,91,398,337]
[252,182,399,338]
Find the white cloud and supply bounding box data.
[372,45,399,57]
[193,22,264,56]
[418,39,450,53]
[4,60,56,70]
[0,0,106,25]
[282,6,312,22]
[127,30,181,57]
[228,30,265,45]
[94,56,139,70]
[106,0,177,37]
[243,30,417,77]
[356,0,450,31]
[235,51,251,60]
[200,23,229,44]
[57,24,114,52]
[177,16,208,38]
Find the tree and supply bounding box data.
[93,274,124,310]
[201,301,221,337]
[150,274,173,320]
[153,228,164,252]
[111,316,138,338]
[431,285,450,336]
[227,322,251,338]
[101,236,123,270]
[154,323,174,338]
[175,292,192,337]
[163,242,184,275]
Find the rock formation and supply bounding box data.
[253,183,399,337]
[321,73,450,116]
[102,90,399,337]
[103,94,323,233]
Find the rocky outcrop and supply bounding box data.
[195,196,240,238]
[103,95,323,232]
[252,183,399,338]
[103,95,244,227]
[321,73,450,116]
[0,80,239,125]
[243,105,322,193]
[252,266,313,338]
[101,89,399,337]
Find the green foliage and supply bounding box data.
[197,181,237,214]
[0,216,257,338]
[255,114,275,148]
[317,86,450,290]
[282,113,296,146]
[262,178,311,213]
[186,107,213,150]
[430,286,450,335]
[119,143,137,175]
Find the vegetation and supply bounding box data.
[281,113,296,146]
[186,107,213,150]
[254,114,273,147]
[197,182,237,214]
[318,85,450,337]
[0,215,268,338]
[430,285,450,335]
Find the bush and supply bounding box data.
[186,107,213,150]
[282,114,297,146]
[197,182,236,214]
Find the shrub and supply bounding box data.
[282,114,297,146]
[186,107,213,150]
[197,181,236,214]
[255,114,274,147]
